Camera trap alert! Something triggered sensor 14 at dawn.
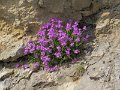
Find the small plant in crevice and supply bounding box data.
[23,18,91,72]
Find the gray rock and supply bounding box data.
[0,69,14,80]
[0,78,12,90]
[0,0,103,62]
[72,0,92,10]
[43,0,65,13]
[91,42,110,57]
[38,0,44,7]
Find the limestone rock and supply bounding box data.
[0,78,13,90]
[102,0,120,7]
[91,42,110,57]
[95,11,111,34]
[0,69,14,80]
[0,0,104,62]
[72,0,92,10]
[0,29,25,61]
[0,0,118,62]
[42,0,65,13]
[15,69,32,80]
[81,0,102,16]
[0,1,120,90]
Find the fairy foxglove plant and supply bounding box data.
[24,18,90,71]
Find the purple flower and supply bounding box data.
[83,26,87,31]
[74,49,80,54]
[21,64,29,69]
[61,42,67,46]
[47,28,57,39]
[41,52,45,56]
[36,45,41,50]
[41,22,51,30]
[15,64,20,68]
[41,55,51,62]
[83,34,90,42]
[65,48,71,55]
[74,21,79,25]
[57,46,61,51]
[24,49,28,55]
[70,42,74,46]
[50,18,58,22]
[66,50,70,55]
[54,52,61,58]
[34,62,40,68]
[58,33,69,46]
[58,30,66,37]
[37,30,45,36]
[55,20,63,28]
[37,37,45,43]
[77,30,82,36]
[29,47,35,53]
[23,64,29,69]
[41,40,49,46]
[24,40,36,54]
[72,21,78,30]
[66,20,72,31]
[75,37,80,42]
[45,65,59,72]
[40,46,50,52]
[69,37,73,42]
[34,53,38,58]
[73,28,79,35]
[49,44,54,48]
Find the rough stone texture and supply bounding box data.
[0,0,103,62]
[0,63,85,90]
[0,0,38,61]
[0,69,14,80]
[102,0,120,8]
[0,31,24,61]
[1,0,118,62]
[41,0,65,13]
[0,0,120,90]
[72,0,92,10]
[0,1,120,90]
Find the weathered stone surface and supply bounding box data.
[0,62,85,90]
[102,0,120,7]
[0,1,120,90]
[72,0,92,10]
[95,11,111,34]
[91,42,110,57]
[0,78,13,90]
[0,0,117,61]
[0,0,38,61]
[0,0,103,61]
[42,0,65,13]
[0,69,14,80]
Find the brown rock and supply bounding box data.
[72,0,92,10]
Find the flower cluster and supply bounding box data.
[24,18,90,72]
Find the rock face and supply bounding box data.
[0,10,120,89]
[0,0,103,61]
[0,0,120,61]
[0,1,120,89]
[72,0,92,10]
[1,0,119,61]
[0,62,85,90]
[1,0,119,62]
